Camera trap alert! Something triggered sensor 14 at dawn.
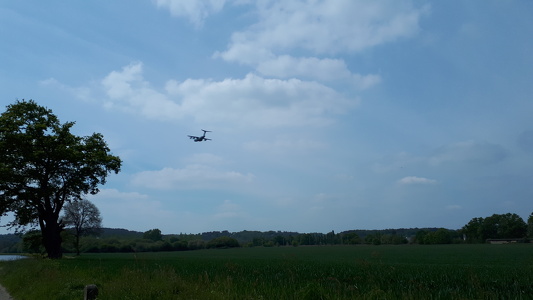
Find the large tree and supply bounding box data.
[461,217,484,243]
[461,213,527,242]
[63,198,102,255]
[0,100,121,258]
[143,228,163,242]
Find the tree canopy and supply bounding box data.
[143,229,163,242]
[0,100,121,258]
[462,213,527,243]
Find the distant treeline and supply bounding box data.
[1,211,531,254]
[0,227,458,254]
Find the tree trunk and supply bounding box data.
[40,218,63,259]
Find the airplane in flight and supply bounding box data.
[188,129,212,142]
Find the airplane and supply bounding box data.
[188,129,212,142]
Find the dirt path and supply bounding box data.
[0,285,13,300]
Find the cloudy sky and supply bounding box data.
[1,1,532,234]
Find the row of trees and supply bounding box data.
[8,211,533,255]
[13,206,533,254]
[415,228,460,245]
[78,212,531,252]
[19,230,404,254]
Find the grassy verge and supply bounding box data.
[0,244,532,299]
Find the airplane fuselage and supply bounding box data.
[188,130,211,142]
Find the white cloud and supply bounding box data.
[102,62,143,98]
[49,62,357,128]
[257,56,348,80]
[398,176,437,185]
[101,62,184,121]
[88,189,176,232]
[168,73,356,127]
[40,77,92,101]
[91,188,149,201]
[131,165,254,190]
[153,0,226,28]
[99,63,356,127]
[212,0,427,84]
[217,1,428,60]
[255,55,381,89]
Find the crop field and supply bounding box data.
[0,244,532,299]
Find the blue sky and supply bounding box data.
[1,1,532,234]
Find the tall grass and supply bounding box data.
[1,244,532,299]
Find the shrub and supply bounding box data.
[187,240,206,250]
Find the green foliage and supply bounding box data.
[187,239,206,250]
[0,100,121,258]
[143,229,162,241]
[415,228,453,245]
[22,230,44,254]
[527,212,533,238]
[341,232,361,245]
[462,213,527,242]
[1,245,532,299]
[364,233,407,245]
[206,236,240,249]
[462,217,485,243]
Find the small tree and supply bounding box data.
[62,198,102,255]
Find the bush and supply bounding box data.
[187,240,206,250]
[172,240,188,251]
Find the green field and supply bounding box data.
[1,244,532,299]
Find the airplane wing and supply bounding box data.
[188,135,198,139]
[204,138,212,141]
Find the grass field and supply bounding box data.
[1,244,532,299]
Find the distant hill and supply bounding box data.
[0,234,21,253]
[99,228,143,239]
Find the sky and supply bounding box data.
[1,1,532,235]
